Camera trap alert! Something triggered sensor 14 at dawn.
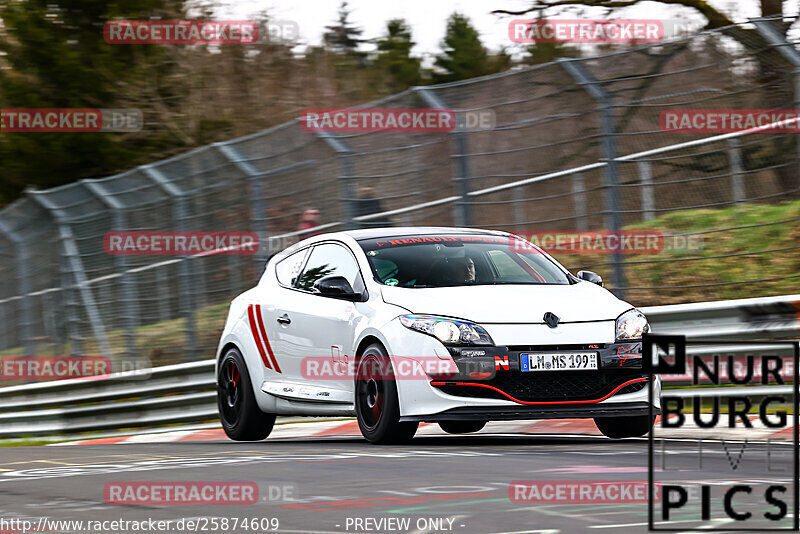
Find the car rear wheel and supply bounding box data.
[218,347,275,441]
[439,421,487,434]
[594,414,655,438]
[355,344,418,444]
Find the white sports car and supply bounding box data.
[216,227,660,443]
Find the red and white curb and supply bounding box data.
[49,415,793,446]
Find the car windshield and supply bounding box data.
[359,234,571,288]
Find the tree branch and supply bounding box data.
[493,0,736,30]
[493,0,641,16]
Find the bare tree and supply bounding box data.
[492,0,798,195]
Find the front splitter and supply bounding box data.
[400,401,659,422]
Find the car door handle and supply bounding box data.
[277,314,291,325]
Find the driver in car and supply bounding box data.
[447,256,476,284]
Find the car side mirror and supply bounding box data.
[313,275,363,301]
[577,270,603,287]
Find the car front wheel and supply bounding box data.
[218,347,275,441]
[355,344,418,444]
[594,414,655,438]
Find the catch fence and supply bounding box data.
[0,18,798,365]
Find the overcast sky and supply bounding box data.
[215,0,798,59]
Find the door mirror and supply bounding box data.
[577,270,603,287]
[313,275,363,301]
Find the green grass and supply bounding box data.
[563,200,800,305]
[0,438,74,447]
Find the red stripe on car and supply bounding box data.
[255,304,282,373]
[247,304,272,369]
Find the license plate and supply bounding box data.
[520,352,598,371]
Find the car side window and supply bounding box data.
[295,243,364,293]
[275,248,309,287]
[486,249,529,278]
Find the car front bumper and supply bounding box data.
[385,328,660,419]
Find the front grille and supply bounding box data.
[434,371,647,403]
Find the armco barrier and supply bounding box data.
[641,293,800,340]
[0,294,797,438]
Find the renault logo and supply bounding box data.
[543,312,560,329]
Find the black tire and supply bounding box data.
[594,414,655,439]
[355,344,419,444]
[218,347,276,441]
[439,421,487,434]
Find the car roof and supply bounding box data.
[342,226,509,241]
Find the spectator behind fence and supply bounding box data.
[354,186,392,228]
[298,207,321,239]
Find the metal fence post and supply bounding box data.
[0,221,34,356]
[638,160,655,221]
[82,180,139,359]
[28,191,113,358]
[571,173,587,231]
[559,59,626,298]
[155,267,171,322]
[0,300,8,351]
[214,142,271,268]
[452,132,473,227]
[414,87,472,227]
[141,165,197,361]
[59,255,82,355]
[41,290,61,351]
[752,19,800,191]
[316,132,356,230]
[727,139,745,205]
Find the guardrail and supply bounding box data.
[0,360,216,437]
[0,294,797,438]
[642,293,800,340]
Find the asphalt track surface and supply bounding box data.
[0,432,796,534]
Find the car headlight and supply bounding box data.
[399,315,494,345]
[616,309,649,341]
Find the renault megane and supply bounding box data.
[216,227,659,443]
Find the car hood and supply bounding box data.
[380,282,633,323]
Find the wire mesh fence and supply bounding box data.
[1,18,798,366]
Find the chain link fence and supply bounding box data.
[1,18,799,366]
